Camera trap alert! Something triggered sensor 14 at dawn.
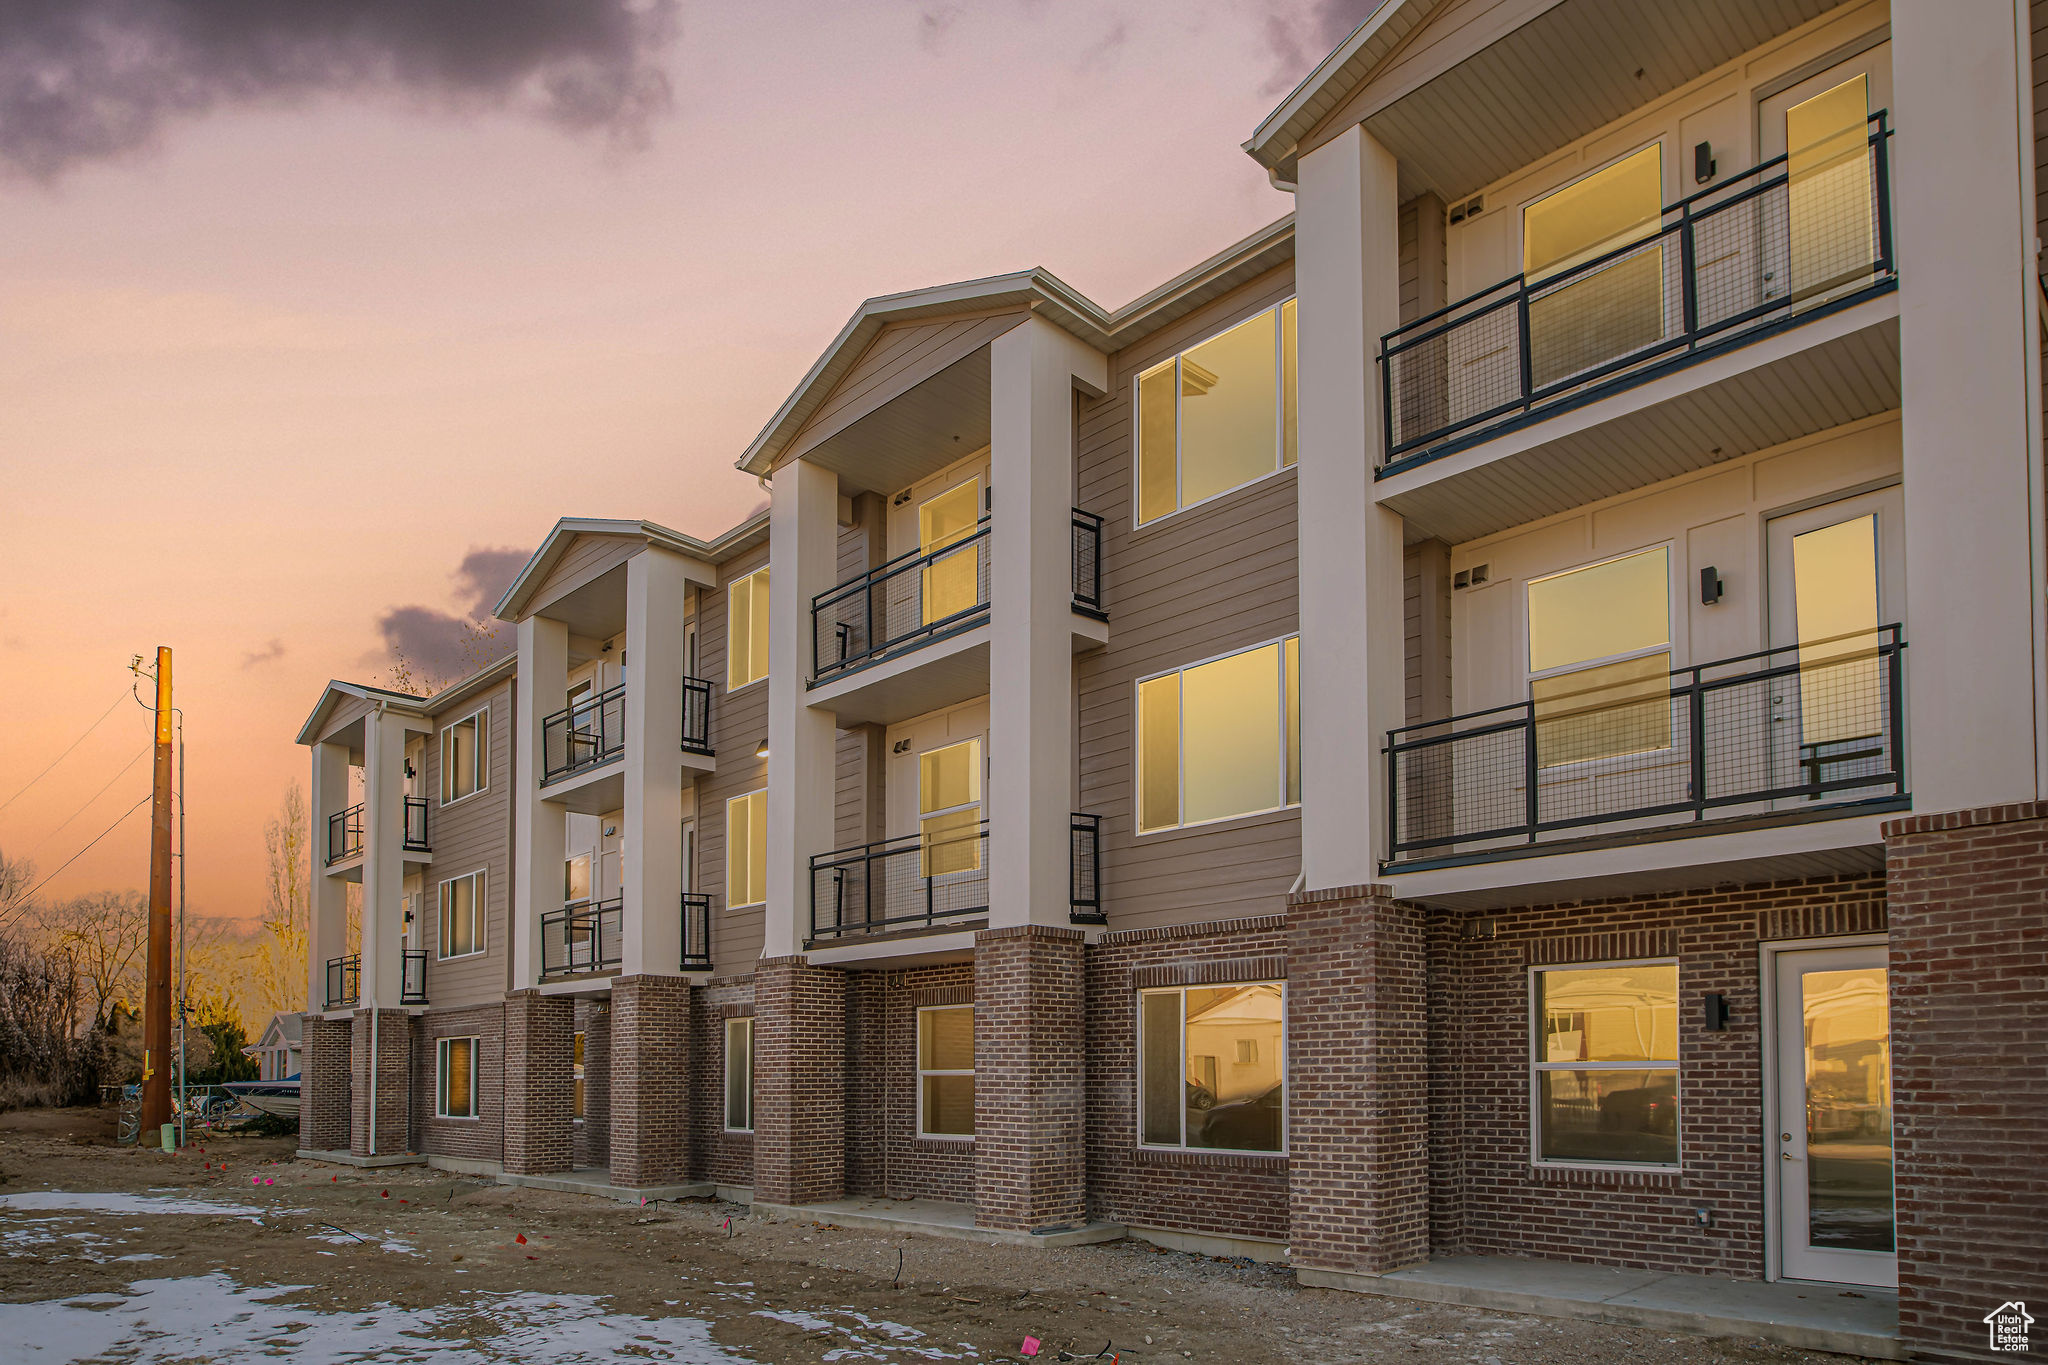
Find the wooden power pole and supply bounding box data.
[141,646,174,1144]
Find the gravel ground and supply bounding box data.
[0,1107,1874,1364]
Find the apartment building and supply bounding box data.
[296,2,2047,1357]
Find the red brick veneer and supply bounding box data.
[410,1003,506,1164]
[689,975,755,1189]
[300,1016,352,1152]
[349,1008,412,1157]
[975,926,1087,1231]
[840,961,978,1205]
[754,955,847,1205]
[609,975,694,1187]
[573,1000,610,1170]
[502,991,573,1176]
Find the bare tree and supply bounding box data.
[250,784,311,1018]
[36,889,148,1029]
[0,848,33,927]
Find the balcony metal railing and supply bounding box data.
[682,676,714,757]
[403,797,430,852]
[540,894,623,979]
[1072,509,1105,619]
[1070,812,1104,925]
[1378,112,1894,468]
[325,954,360,1010]
[681,892,712,970]
[809,812,1105,939]
[543,685,625,782]
[401,949,428,1005]
[326,804,364,865]
[1384,626,1905,867]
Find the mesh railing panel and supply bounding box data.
[1072,511,1104,613]
[543,685,626,782]
[327,805,364,863]
[810,824,991,938]
[1069,813,1103,923]
[681,893,712,969]
[401,950,428,1004]
[681,677,714,755]
[813,527,992,679]
[325,955,360,1010]
[403,798,430,851]
[540,897,623,978]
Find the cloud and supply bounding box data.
[917,6,962,51]
[372,545,523,687]
[0,0,682,182]
[241,638,286,669]
[1262,0,1390,95]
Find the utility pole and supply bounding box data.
[141,646,174,1145]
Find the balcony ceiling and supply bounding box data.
[799,344,993,499]
[546,561,629,641]
[1368,0,1845,204]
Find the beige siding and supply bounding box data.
[528,535,637,613]
[420,678,514,1007]
[789,311,1027,463]
[695,542,771,972]
[315,695,375,749]
[1076,263,1302,934]
[1403,540,1452,727]
[832,521,877,861]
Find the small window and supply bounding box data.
[724,1016,754,1133]
[1138,982,1284,1152]
[564,853,591,905]
[1532,962,1679,1167]
[436,1036,479,1119]
[918,739,982,876]
[727,566,771,690]
[918,478,984,625]
[1526,548,1672,767]
[1136,299,1298,526]
[725,789,768,908]
[572,1031,586,1121]
[1136,636,1301,833]
[438,870,484,960]
[441,709,488,804]
[916,1005,975,1139]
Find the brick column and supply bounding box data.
[610,976,693,1187]
[1885,804,2048,1359]
[576,1001,611,1171]
[1287,884,1428,1276]
[349,1008,411,1157]
[753,955,846,1206]
[299,1016,352,1152]
[501,990,573,1176]
[973,925,1086,1231]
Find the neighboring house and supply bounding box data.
[242,1012,302,1080]
[292,3,2048,1358]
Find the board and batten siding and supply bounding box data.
[1075,263,1303,933]
[695,542,771,972]
[420,676,515,1008]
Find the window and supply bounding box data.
[1791,513,1881,746]
[438,870,484,960]
[1138,982,1284,1153]
[1523,143,1665,389]
[436,1036,478,1119]
[1136,299,1298,525]
[1136,636,1301,834]
[441,709,487,804]
[564,853,591,905]
[1786,74,1872,300]
[919,739,982,876]
[724,1016,754,1133]
[916,1005,975,1139]
[1526,548,1671,768]
[1532,962,1679,1167]
[725,790,768,908]
[727,566,771,690]
[919,478,984,625]
[572,1031,586,1120]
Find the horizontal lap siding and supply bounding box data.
[834,520,874,853]
[1077,263,1301,935]
[699,544,771,973]
[424,679,514,1007]
[529,536,637,612]
[791,312,1027,461]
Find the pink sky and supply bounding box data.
[0,1,1357,924]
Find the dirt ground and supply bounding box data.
[0,1107,1871,1364]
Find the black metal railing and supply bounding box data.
[1385,626,1905,865]
[1070,812,1104,925]
[542,684,626,782]
[1072,509,1105,618]
[813,518,992,680]
[682,676,714,757]
[326,803,364,864]
[1378,112,1894,467]
[681,892,712,970]
[403,797,430,852]
[325,954,360,1010]
[540,895,623,979]
[401,949,428,1005]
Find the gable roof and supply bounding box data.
[294,654,517,747]
[1243,0,1424,181]
[493,512,771,623]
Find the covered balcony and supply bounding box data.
[324,954,359,1011]
[324,796,432,869]
[809,811,1102,941]
[539,676,715,809]
[538,892,711,980]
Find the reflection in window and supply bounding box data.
[1527,548,1672,767]
[439,870,483,959]
[918,739,982,877]
[919,478,983,625]
[725,1016,755,1133]
[437,1036,478,1119]
[727,566,772,690]
[1524,144,1666,389]
[1136,300,1298,525]
[441,710,487,802]
[1137,638,1301,833]
[1532,963,1679,1166]
[1138,983,1284,1152]
[1791,514,1881,747]
[725,790,768,908]
[1801,967,1892,1251]
[572,1031,586,1120]
[1787,75,1873,301]
[917,1006,975,1138]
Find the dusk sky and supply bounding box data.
[0,0,1368,923]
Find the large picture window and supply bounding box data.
[438,870,484,960]
[725,790,768,909]
[1523,143,1665,390]
[1526,548,1672,768]
[1138,982,1284,1153]
[1532,962,1679,1167]
[727,565,771,690]
[436,1036,479,1119]
[724,1016,754,1133]
[441,709,488,804]
[916,1005,975,1139]
[1137,636,1300,834]
[918,739,982,876]
[1136,299,1298,526]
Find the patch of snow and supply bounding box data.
[0,1192,263,1218]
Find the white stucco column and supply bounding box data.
[513,615,569,988]
[308,740,351,1012]
[622,547,689,976]
[987,316,1108,929]
[1294,122,1406,889]
[764,458,840,959]
[359,708,408,1008]
[1892,3,2043,811]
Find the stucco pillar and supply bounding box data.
[1294,122,1406,886]
[987,317,1107,929]
[623,547,689,976]
[514,616,569,988]
[1892,3,2042,811]
[308,741,352,1012]
[359,709,407,1010]
[764,458,840,958]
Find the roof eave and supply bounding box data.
[1243,0,1419,174]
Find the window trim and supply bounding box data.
[1135,981,1289,1157]
[438,705,491,809]
[915,1004,976,1142]
[1518,138,1670,283]
[572,1029,586,1123]
[726,564,771,693]
[1133,633,1302,837]
[724,788,768,910]
[436,868,487,962]
[1527,957,1682,1172]
[723,1015,755,1134]
[1132,297,1299,531]
[435,1035,481,1120]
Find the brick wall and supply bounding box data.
[842,962,976,1204]
[975,926,1087,1232]
[690,975,755,1189]
[610,975,693,1187]
[754,956,847,1205]
[502,991,573,1175]
[1085,915,1293,1242]
[574,1000,610,1171]
[349,1008,412,1157]
[411,1003,505,1164]
[1886,804,2048,1361]
[300,1016,352,1152]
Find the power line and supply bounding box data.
[4,793,152,926]
[26,744,152,860]
[0,691,131,817]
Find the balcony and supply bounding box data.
[401,949,427,1005]
[403,797,430,853]
[325,954,359,1010]
[326,803,363,865]
[541,677,714,787]
[813,517,991,682]
[680,892,712,971]
[1384,627,1905,870]
[539,892,711,979]
[810,811,1105,941]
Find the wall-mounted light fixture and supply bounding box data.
[754,739,769,759]
[1700,567,1725,605]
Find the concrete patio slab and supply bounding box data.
[755,1196,1125,1250]
[496,1167,714,1204]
